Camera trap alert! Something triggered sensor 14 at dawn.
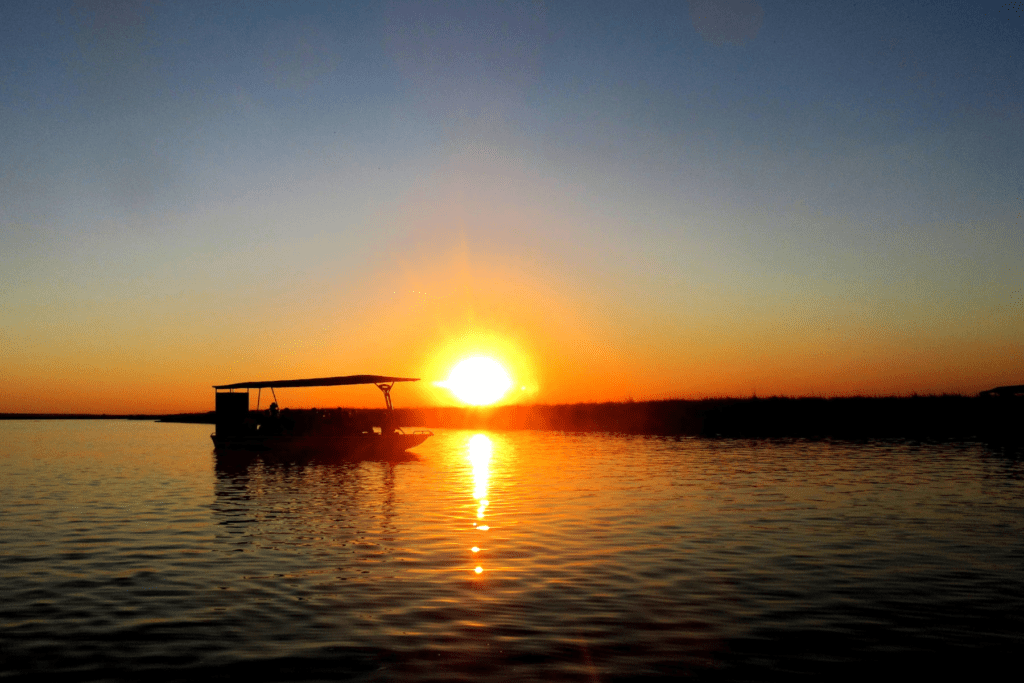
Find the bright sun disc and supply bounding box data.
[441,357,513,405]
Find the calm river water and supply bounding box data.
[2,421,1023,681]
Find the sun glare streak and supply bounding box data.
[468,433,492,575]
[470,433,491,504]
[438,356,513,405]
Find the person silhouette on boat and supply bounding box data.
[263,402,282,435]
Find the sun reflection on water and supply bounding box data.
[468,433,492,575]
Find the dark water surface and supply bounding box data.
[3,421,1023,681]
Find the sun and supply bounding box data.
[440,357,513,406]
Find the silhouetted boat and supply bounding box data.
[211,374,431,455]
[979,384,1024,445]
[979,384,1024,398]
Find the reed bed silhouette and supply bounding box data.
[11,395,1017,440]
[392,395,1019,440]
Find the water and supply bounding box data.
[2,421,1023,681]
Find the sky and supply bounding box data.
[2,0,1023,413]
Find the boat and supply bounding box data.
[978,384,1024,445]
[979,384,1024,398]
[211,374,432,456]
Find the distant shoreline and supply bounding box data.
[0,412,216,423]
[3,395,1020,440]
[0,413,166,421]
[395,395,1021,441]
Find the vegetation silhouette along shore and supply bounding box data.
[8,389,1018,442]
[391,393,1020,441]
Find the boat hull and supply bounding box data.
[211,431,431,456]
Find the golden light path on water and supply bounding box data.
[468,433,492,575]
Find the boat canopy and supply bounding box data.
[214,375,419,390]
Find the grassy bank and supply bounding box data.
[394,395,1021,440]
[6,396,1019,440]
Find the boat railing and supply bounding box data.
[393,427,434,436]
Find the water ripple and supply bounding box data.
[2,423,1023,680]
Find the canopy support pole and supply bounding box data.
[376,383,394,413]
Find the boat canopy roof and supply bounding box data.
[214,375,419,390]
